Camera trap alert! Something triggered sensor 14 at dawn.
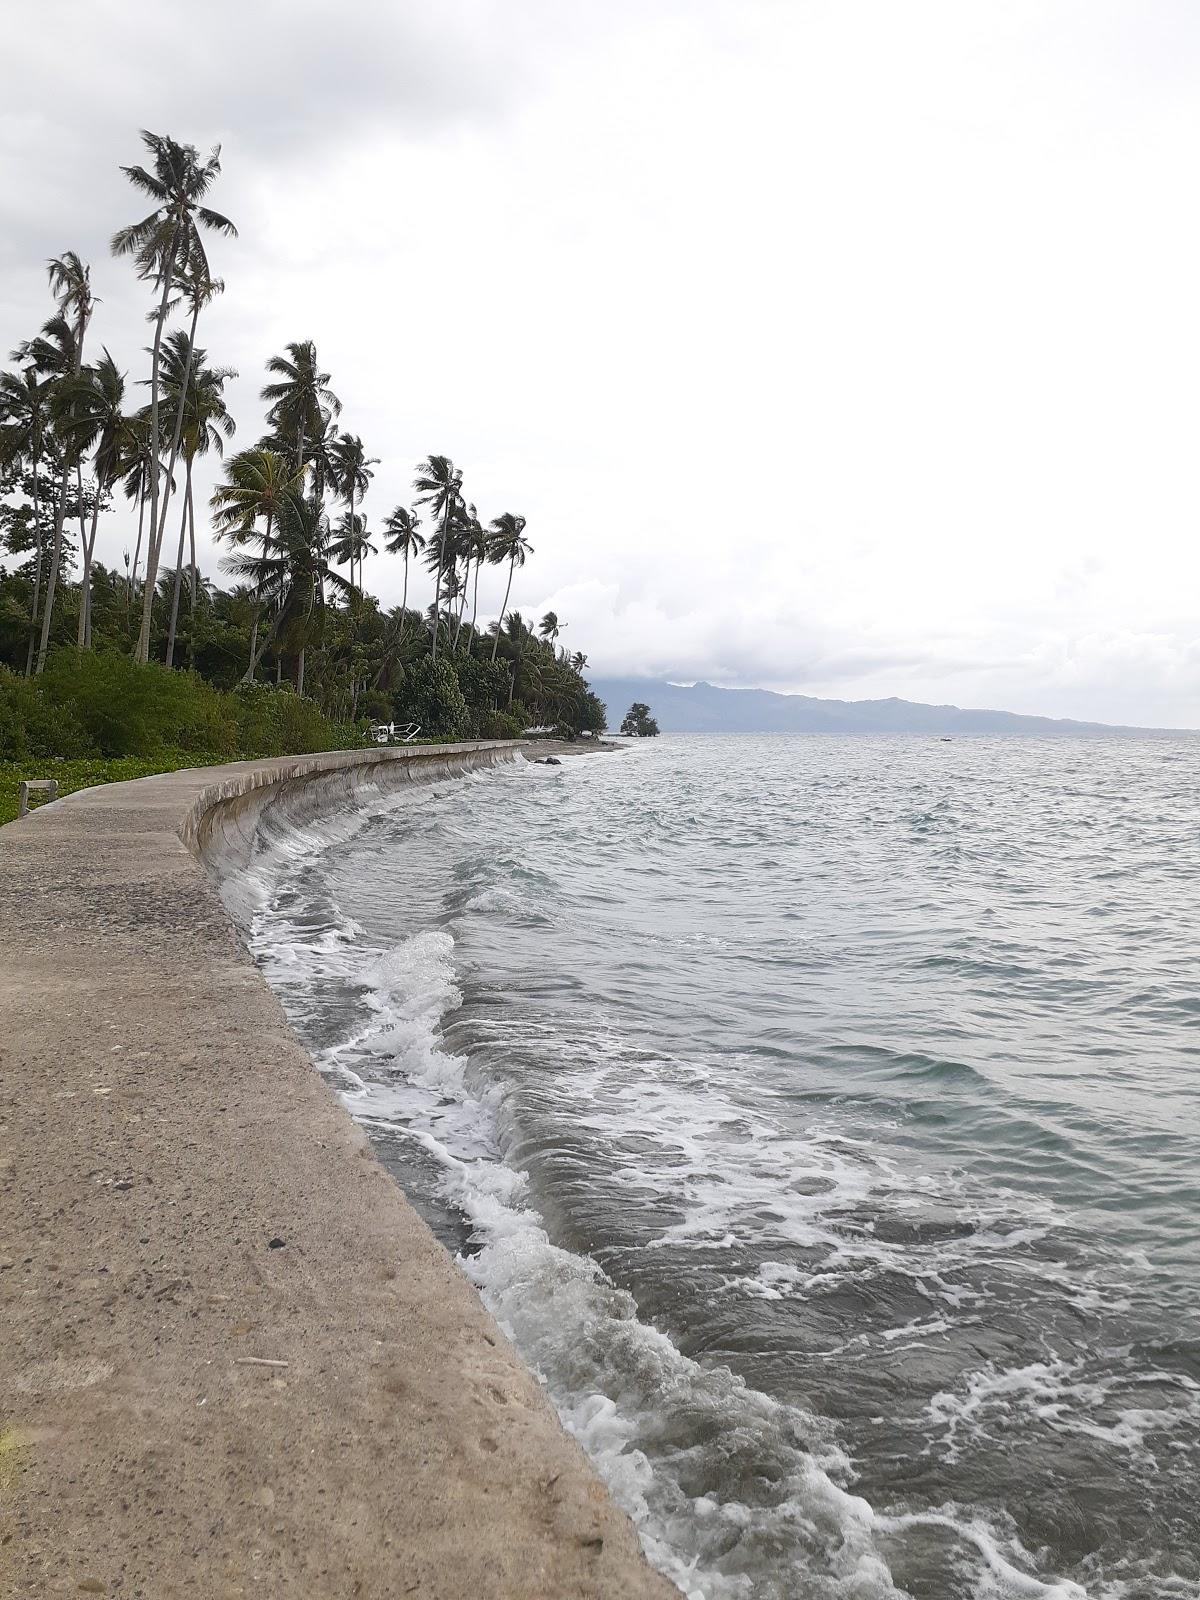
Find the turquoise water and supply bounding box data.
[245,735,1200,1598]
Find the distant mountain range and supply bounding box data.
[588,677,1177,736]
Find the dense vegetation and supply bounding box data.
[0,131,607,764]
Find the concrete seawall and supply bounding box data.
[0,745,677,1599]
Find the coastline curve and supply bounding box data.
[0,743,677,1599]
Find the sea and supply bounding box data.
[235,734,1200,1599]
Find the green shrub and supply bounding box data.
[231,683,345,757]
[455,654,509,712]
[475,709,522,740]
[0,651,360,766]
[393,657,468,740]
[0,666,95,759]
[0,691,22,761]
[358,689,392,724]
[37,650,236,758]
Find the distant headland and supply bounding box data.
[589,677,1190,736]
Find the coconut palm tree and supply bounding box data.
[452,502,489,650]
[424,502,473,649]
[261,342,341,473]
[211,448,306,680]
[0,365,52,671]
[327,433,377,585]
[115,414,154,622]
[140,263,226,656]
[54,349,132,647]
[439,560,464,626]
[488,512,531,663]
[539,610,561,647]
[371,602,423,693]
[161,338,236,665]
[222,494,351,695]
[413,454,463,662]
[112,133,236,662]
[330,511,378,593]
[382,505,424,634]
[12,314,82,626]
[17,257,94,674]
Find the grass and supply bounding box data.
[0,753,229,827]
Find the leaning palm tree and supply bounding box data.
[539,610,561,646]
[488,512,531,663]
[261,342,341,473]
[211,448,306,680]
[111,133,236,662]
[413,454,463,662]
[0,365,52,671]
[382,505,424,631]
[327,433,378,585]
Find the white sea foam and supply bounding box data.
[927,1356,1200,1471]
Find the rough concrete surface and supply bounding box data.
[0,744,675,1599]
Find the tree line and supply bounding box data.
[0,131,606,743]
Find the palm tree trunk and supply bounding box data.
[128,485,145,623]
[77,490,101,649]
[165,457,191,667]
[470,556,482,641]
[240,511,273,683]
[84,557,95,649]
[296,646,305,698]
[24,461,45,676]
[431,501,450,662]
[491,557,516,664]
[452,563,469,651]
[35,467,72,675]
[36,302,89,675]
[75,462,87,564]
[187,476,198,672]
[348,488,355,590]
[139,216,184,664]
[244,613,261,681]
[140,296,199,662]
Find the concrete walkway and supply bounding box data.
[0,746,676,1599]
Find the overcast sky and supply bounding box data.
[4,1,1200,725]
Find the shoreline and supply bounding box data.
[0,743,676,1599]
